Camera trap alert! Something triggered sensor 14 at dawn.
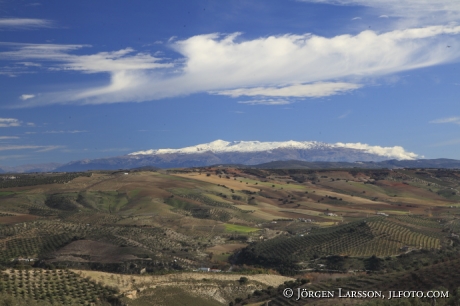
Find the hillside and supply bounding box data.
[0,167,460,305]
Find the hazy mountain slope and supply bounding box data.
[6,141,460,172]
[55,147,399,172]
[54,139,419,171]
[253,160,377,169]
[0,163,62,173]
[374,158,460,169]
[254,159,460,169]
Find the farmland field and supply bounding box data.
[0,167,460,305]
[224,224,260,233]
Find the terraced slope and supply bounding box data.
[237,217,447,272]
[0,269,118,305]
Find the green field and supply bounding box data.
[225,224,260,233]
[0,191,16,196]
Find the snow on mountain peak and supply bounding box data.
[129,140,320,155]
[129,140,419,160]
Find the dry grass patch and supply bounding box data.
[0,213,38,225]
[72,270,294,295]
[173,173,260,192]
[206,243,247,254]
[52,240,140,263]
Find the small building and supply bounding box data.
[198,267,210,272]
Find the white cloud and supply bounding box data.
[214,83,362,98]
[338,110,351,119]
[0,18,53,29]
[19,62,41,67]
[352,17,362,20]
[43,130,87,134]
[35,146,63,152]
[0,44,170,73]
[430,117,460,124]
[299,0,460,26]
[20,94,35,100]
[0,118,21,127]
[0,145,62,152]
[0,136,19,140]
[2,24,460,106]
[0,154,29,160]
[379,15,389,18]
[334,142,420,159]
[60,49,171,73]
[238,99,292,105]
[98,148,131,152]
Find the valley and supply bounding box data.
[0,166,460,305]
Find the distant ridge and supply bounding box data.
[0,163,63,174]
[369,158,460,169]
[3,159,460,173]
[52,139,423,172]
[253,159,460,169]
[253,160,374,169]
[3,140,460,173]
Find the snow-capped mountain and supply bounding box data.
[53,139,421,172]
[129,139,419,160]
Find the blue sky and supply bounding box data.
[1,0,460,166]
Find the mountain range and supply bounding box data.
[2,140,460,172]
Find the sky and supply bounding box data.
[1,0,460,167]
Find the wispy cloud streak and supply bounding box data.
[238,99,292,105]
[20,94,35,100]
[213,83,362,98]
[0,118,21,127]
[0,136,19,140]
[0,145,63,152]
[43,130,88,134]
[299,0,460,27]
[430,117,460,124]
[0,18,53,29]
